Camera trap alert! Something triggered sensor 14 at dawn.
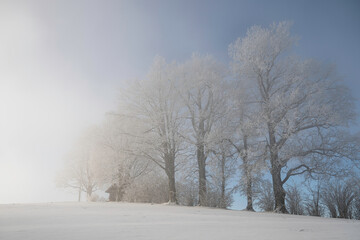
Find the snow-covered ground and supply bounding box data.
[0,202,359,240]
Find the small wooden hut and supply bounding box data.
[105,183,119,202]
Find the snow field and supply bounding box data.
[0,202,359,240]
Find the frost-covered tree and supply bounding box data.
[97,116,149,201]
[227,82,266,211]
[229,21,358,213]
[179,54,228,206]
[123,167,170,204]
[176,176,198,206]
[56,127,103,201]
[117,56,186,203]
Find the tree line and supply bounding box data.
[57,22,360,218]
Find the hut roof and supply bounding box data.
[105,184,118,193]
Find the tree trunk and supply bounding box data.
[271,165,287,213]
[268,124,288,213]
[246,177,254,211]
[196,115,207,207]
[168,172,177,203]
[242,135,254,211]
[165,154,177,204]
[197,143,207,206]
[220,151,226,208]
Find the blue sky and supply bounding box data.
[0,0,359,205]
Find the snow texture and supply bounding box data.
[0,202,359,240]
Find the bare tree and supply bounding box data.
[351,173,360,220]
[354,190,360,220]
[208,139,237,208]
[286,184,304,215]
[304,181,324,217]
[176,177,198,206]
[255,179,275,211]
[322,180,356,219]
[229,21,358,213]
[322,192,338,218]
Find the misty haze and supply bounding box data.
[0,0,359,239]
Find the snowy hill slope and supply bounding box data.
[0,202,359,240]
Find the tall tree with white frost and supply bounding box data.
[229,22,358,213]
[228,82,265,211]
[118,56,185,203]
[179,54,227,206]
